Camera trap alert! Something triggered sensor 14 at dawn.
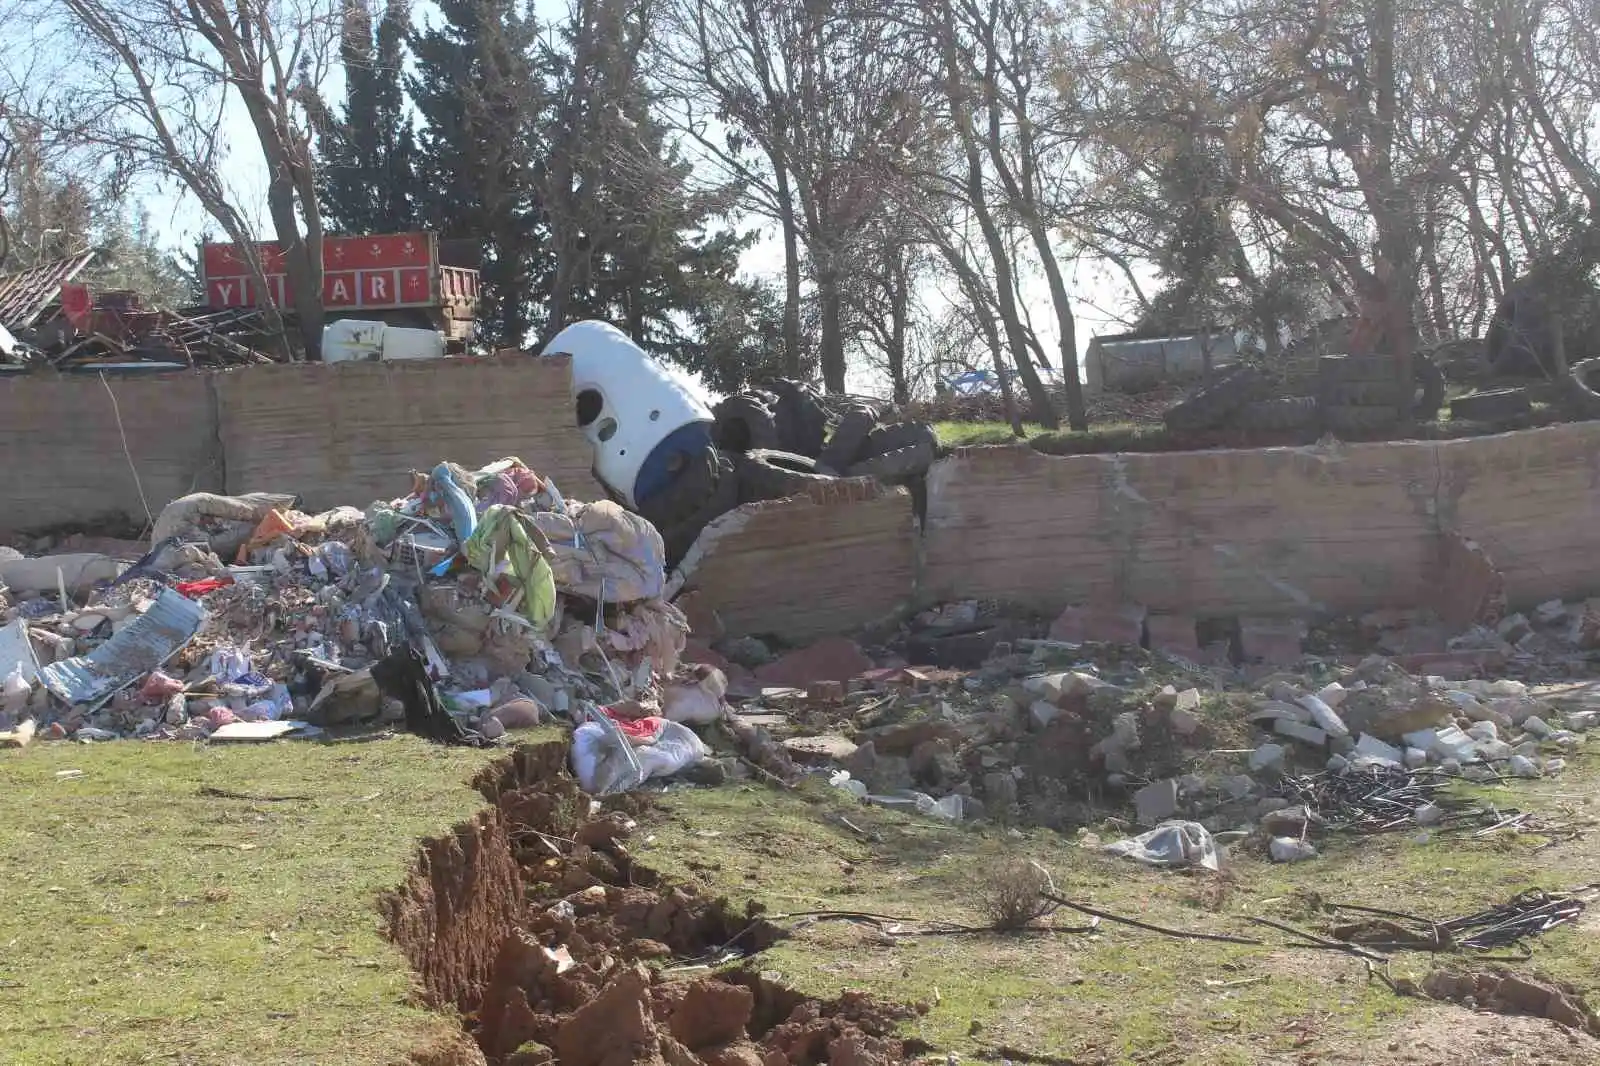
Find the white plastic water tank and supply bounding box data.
[382,326,447,360]
[322,319,385,363]
[540,320,713,508]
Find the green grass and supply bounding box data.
[0,737,503,1066]
[638,759,1600,1063]
[5,730,1599,1065]
[933,421,1045,447]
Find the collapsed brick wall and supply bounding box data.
[219,355,603,509]
[674,480,916,643]
[0,371,222,532]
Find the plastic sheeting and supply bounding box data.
[1104,820,1220,871]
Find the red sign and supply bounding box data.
[201,232,441,310]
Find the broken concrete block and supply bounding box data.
[1508,754,1542,778]
[1274,719,1328,747]
[1353,733,1404,767]
[1134,778,1179,824]
[1169,706,1202,737]
[1029,700,1061,730]
[1260,804,1314,835]
[1269,837,1317,862]
[1153,684,1180,711]
[1221,774,1255,799]
[1022,671,1102,706]
[1174,687,1201,712]
[1404,746,1429,768]
[1297,694,1349,738]
[1092,712,1141,757]
[782,734,858,764]
[1248,742,1286,774]
[1314,682,1349,708]
[1249,700,1311,725]
[1496,613,1532,643]
[1522,715,1553,738]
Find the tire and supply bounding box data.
[818,404,878,474]
[762,378,830,458]
[1234,396,1320,432]
[657,463,741,567]
[735,448,839,503]
[1318,354,1406,383]
[1163,365,1268,432]
[1412,352,1447,421]
[711,394,780,453]
[1570,358,1600,396]
[846,435,938,482]
[1322,404,1400,436]
[1319,379,1409,407]
[1449,388,1532,422]
[636,444,730,529]
[858,420,939,461]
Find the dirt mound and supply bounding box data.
[388,740,918,1066]
[1424,968,1600,1035]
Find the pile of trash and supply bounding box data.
[0,460,735,793]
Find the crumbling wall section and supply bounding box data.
[217,355,603,510]
[674,480,916,642]
[0,371,221,532]
[920,440,1445,618]
[1435,422,1600,608]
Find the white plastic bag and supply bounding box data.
[3,665,32,715]
[634,720,709,780]
[1104,820,1220,871]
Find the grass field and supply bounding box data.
[0,738,500,1066]
[4,734,1598,1065]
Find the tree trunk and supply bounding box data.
[774,161,804,378]
[888,249,909,404]
[816,254,847,393]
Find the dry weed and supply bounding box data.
[977,857,1055,931]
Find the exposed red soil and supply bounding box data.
[384,741,919,1066]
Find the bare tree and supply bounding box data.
[26,0,341,358]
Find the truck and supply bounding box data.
[198,232,479,346]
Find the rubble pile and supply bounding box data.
[692,599,1596,861]
[0,460,730,790]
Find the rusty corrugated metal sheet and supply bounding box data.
[0,250,99,331]
[39,587,205,704]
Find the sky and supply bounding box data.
[116,1,1139,396]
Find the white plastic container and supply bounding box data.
[539,320,713,507]
[322,319,385,363]
[382,326,446,361]
[322,320,445,362]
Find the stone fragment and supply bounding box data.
[1274,719,1328,747]
[1268,837,1317,862]
[1248,742,1286,774]
[1169,706,1202,737]
[753,637,871,687]
[782,734,858,764]
[1134,778,1179,824]
[1297,694,1349,738]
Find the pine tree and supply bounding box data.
[315,0,420,235]
[533,0,755,365]
[409,0,549,346]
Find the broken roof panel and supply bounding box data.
[39,587,205,704]
[0,250,99,332]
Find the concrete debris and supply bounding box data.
[1268,837,1317,862]
[1249,743,1287,773]
[1134,778,1179,824]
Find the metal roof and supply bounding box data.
[40,587,205,704]
[0,249,99,331]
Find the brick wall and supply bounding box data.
[673,479,916,642]
[0,371,221,533]
[218,354,603,509]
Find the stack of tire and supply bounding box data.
[638,379,940,566]
[1316,353,1444,435]
[1160,354,1444,438]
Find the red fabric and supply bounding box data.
[601,706,664,740]
[176,577,233,598]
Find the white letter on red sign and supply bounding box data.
[331,278,351,303]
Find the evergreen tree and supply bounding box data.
[314,0,420,235]
[533,0,756,365]
[409,0,549,345]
